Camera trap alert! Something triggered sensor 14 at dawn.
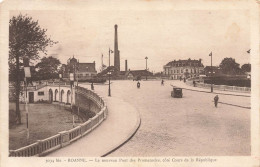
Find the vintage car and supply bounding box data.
[171,88,183,98]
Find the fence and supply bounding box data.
[186,81,251,93]
[9,86,108,157]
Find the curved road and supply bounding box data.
[91,80,250,156]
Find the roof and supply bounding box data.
[165,59,204,67]
[78,63,96,73]
[129,70,153,77]
[119,71,130,75]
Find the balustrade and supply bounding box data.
[9,85,108,157]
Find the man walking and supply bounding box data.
[161,79,164,86]
[214,95,219,108]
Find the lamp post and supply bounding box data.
[24,65,31,142]
[209,52,213,92]
[77,59,79,121]
[59,74,62,109]
[69,72,74,127]
[108,48,113,97]
[145,57,148,80]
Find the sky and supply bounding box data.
[10,4,250,73]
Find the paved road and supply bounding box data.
[92,80,250,156]
[48,84,140,157]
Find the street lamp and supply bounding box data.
[59,73,62,109]
[108,48,113,96]
[145,57,148,80]
[209,52,213,92]
[76,59,80,121]
[24,61,31,142]
[69,72,75,128]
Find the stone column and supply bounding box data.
[59,131,70,147]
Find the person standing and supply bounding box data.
[193,80,196,87]
[161,79,164,86]
[214,95,219,108]
[91,82,94,90]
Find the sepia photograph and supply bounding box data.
[0,0,259,167]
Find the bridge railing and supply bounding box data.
[9,85,108,157]
[186,81,250,93]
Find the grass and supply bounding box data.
[9,103,83,150]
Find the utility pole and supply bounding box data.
[108,48,113,96]
[145,57,148,80]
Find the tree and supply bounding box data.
[219,58,242,75]
[241,63,251,73]
[35,56,61,80]
[9,14,57,124]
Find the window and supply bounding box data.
[181,69,183,73]
[38,92,44,96]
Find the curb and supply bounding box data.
[101,107,141,157]
[211,101,251,109]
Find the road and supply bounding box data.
[84,80,250,156]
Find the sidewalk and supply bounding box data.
[170,80,251,97]
[47,85,141,157]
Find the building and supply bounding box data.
[163,58,204,79]
[62,56,97,80]
[126,70,153,80]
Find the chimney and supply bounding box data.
[114,24,120,71]
[125,60,128,72]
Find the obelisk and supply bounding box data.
[114,24,120,71]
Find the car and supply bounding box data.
[171,88,183,98]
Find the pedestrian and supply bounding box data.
[161,79,164,86]
[91,82,94,90]
[193,80,196,87]
[137,81,140,88]
[214,95,219,108]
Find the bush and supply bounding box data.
[71,105,96,120]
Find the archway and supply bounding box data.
[67,90,71,104]
[61,90,64,103]
[49,89,53,103]
[55,89,58,101]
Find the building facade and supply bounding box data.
[163,59,204,79]
[62,56,97,80]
